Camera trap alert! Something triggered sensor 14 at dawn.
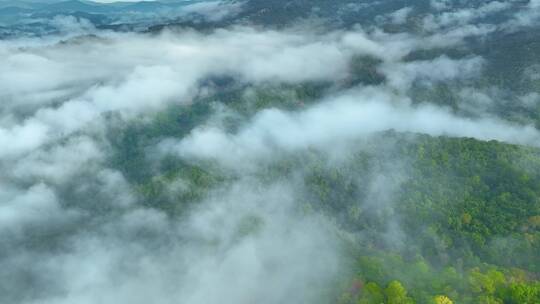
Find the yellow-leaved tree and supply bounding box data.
[433,295,453,304]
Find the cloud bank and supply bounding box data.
[1,5,539,303]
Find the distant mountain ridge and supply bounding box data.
[0,0,217,36]
[0,0,201,12]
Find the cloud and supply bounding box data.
[2,180,341,304]
[10,136,103,184]
[1,25,365,304]
[430,0,452,11]
[0,184,67,237]
[381,55,485,91]
[422,1,510,31]
[0,27,428,158]
[49,15,96,34]
[182,1,244,22]
[1,13,539,304]
[389,7,413,25]
[503,0,540,30]
[160,87,540,170]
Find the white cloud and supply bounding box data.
[182,1,244,22]
[161,87,540,170]
[382,55,485,91]
[0,184,78,237]
[0,27,423,158]
[425,1,510,31]
[389,7,413,25]
[1,17,539,304]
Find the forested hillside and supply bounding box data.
[108,85,540,304]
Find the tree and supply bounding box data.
[385,281,414,304]
[469,268,505,294]
[476,295,503,304]
[506,282,540,304]
[358,282,385,304]
[432,295,453,304]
